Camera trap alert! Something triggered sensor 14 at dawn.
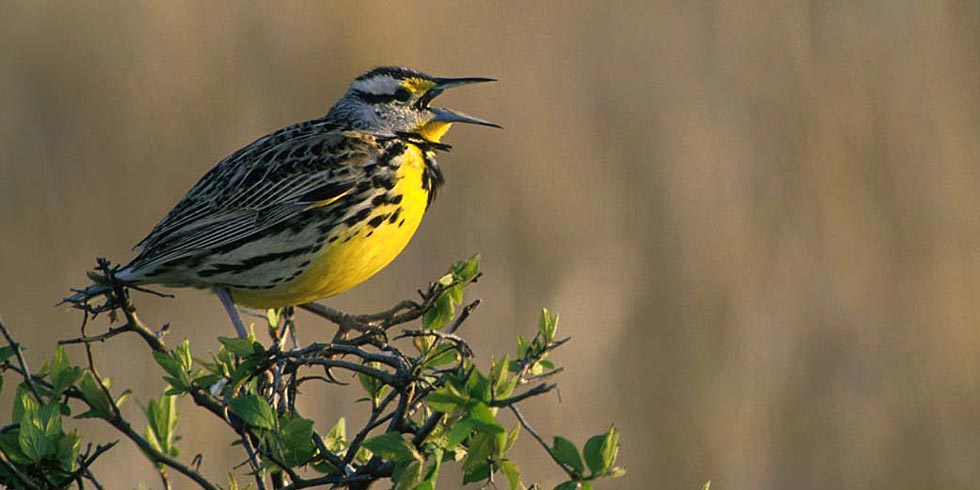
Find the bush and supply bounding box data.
[0,256,625,489]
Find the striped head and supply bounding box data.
[326,66,500,141]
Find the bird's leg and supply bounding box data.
[214,287,249,338]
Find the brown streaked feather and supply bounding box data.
[124,120,388,276]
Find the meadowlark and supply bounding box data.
[108,66,497,334]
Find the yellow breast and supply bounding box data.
[232,145,430,308]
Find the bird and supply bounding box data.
[109,66,498,336]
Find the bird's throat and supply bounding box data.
[416,121,453,143]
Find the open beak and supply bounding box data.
[417,76,501,128]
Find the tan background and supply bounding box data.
[2,2,980,489]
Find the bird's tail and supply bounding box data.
[60,258,130,311]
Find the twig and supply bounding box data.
[0,449,41,490]
[395,329,473,358]
[509,405,576,479]
[286,358,400,386]
[58,324,132,345]
[490,383,557,407]
[411,412,445,446]
[447,299,481,334]
[157,465,172,490]
[103,412,220,490]
[278,472,379,490]
[240,433,268,490]
[0,319,44,402]
[310,430,348,472]
[344,389,399,466]
[56,441,118,488]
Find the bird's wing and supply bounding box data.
[127,120,383,271]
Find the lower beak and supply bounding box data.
[429,107,501,128]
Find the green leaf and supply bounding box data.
[601,425,619,473]
[419,447,443,488]
[144,392,179,457]
[423,293,454,330]
[583,433,603,475]
[0,345,16,363]
[702,480,711,490]
[516,335,530,359]
[153,351,190,393]
[452,254,481,283]
[462,459,491,484]
[17,398,48,464]
[422,344,459,368]
[39,403,63,440]
[492,355,513,397]
[467,402,505,435]
[266,309,280,329]
[0,431,31,465]
[77,371,112,419]
[446,417,474,448]
[175,339,195,371]
[49,345,82,397]
[362,432,419,463]
[227,394,277,430]
[538,309,558,342]
[18,419,47,463]
[13,389,38,425]
[583,426,618,476]
[394,459,424,490]
[447,284,463,305]
[218,337,261,357]
[324,417,346,452]
[145,424,163,453]
[192,374,223,388]
[466,369,492,403]
[413,333,436,353]
[554,481,579,490]
[425,385,469,414]
[551,436,584,475]
[499,458,522,490]
[608,466,627,478]
[505,423,521,453]
[280,415,316,466]
[280,416,314,451]
[153,352,181,378]
[436,273,454,287]
[56,429,81,472]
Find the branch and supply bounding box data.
[103,413,220,490]
[509,405,577,479]
[0,319,43,402]
[56,441,118,489]
[490,383,556,407]
[0,451,41,490]
[447,299,481,334]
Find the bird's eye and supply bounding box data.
[393,87,412,102]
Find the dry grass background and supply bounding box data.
[1,1,979,489]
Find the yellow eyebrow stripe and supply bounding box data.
[402,78,437,94]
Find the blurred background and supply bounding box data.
[2,1,979,488]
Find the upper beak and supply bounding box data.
[432,76,497,89]
[418,76,500,128]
